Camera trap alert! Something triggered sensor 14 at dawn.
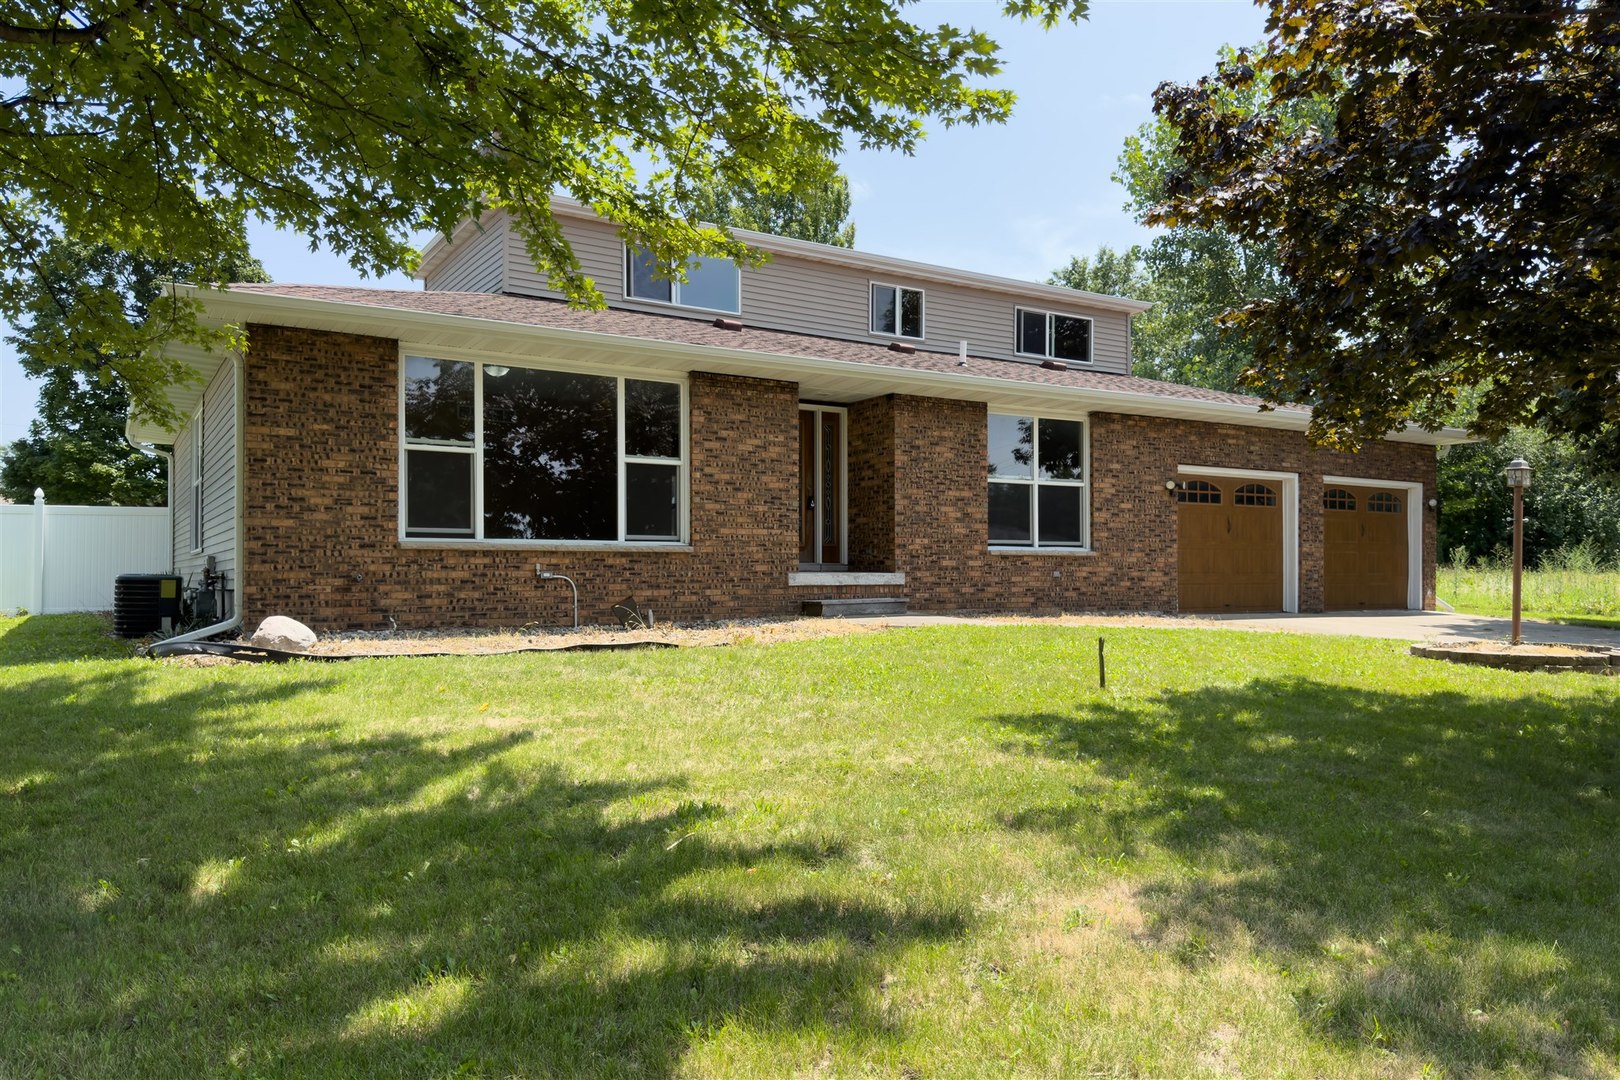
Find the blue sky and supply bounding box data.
[0,0,1266,445]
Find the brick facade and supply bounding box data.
[240,324,1437,630]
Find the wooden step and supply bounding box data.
[800,597,908,618]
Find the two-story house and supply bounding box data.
[128,199,1464,632]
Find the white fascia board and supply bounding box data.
[188,287,1469,445]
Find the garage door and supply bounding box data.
[1177,478,1283,613]
[1323,485,1410,609]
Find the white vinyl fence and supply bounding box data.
[0,491,171,614]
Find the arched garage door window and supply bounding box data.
[1233,483,1277,507]
[1176,479,1221,504]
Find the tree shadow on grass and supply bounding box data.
[2,663,963,1078]
[992,678,1620,1075]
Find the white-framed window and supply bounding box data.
[870,282,924,339]
[190,406,204,553]
[987,413,1088,548]
[400,353,687,544]
[1015,307,1093,364]
[624,246,741,314]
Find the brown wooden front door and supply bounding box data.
[1323,485,1410,609]
[1177,478,1284,613]
[798,408,844,566]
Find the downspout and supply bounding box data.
[155,351,246,644]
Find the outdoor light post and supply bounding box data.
[1504,457,1533,645]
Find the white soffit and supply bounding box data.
[126,342,230,445]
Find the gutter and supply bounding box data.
[194,287,1471,446]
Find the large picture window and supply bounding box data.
[625,247,741,314]
[1015,308,1093,363]
[402,354,685,543]
[987,413,1087,548]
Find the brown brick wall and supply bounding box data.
[242,324,815,630]
[879,407,1435,613]
[239,324,1438,629]
[847,395,896,572]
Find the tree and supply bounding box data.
[1098,49,1327,394]
[685,154,857,247]
[1150,1,1620,463]
[1049,244,1183,385]
[0,239,269,504]
[1438,430,1620,570]
[2,0,1088,429]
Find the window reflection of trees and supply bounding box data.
[483,369,617,540]
[404,357,474,443]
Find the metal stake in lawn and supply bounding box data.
[1504,457,1532,646]
[1098,636,1106,689]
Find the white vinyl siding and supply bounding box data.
[499,215,1137,374]
[172,362,237,592]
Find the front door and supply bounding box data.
[798,407,844,566]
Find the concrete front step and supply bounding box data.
[800,597,908,618]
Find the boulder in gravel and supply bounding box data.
[251,615,317,652]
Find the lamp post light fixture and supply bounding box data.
[1504,457,1532,645]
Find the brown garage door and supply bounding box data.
[1323,485,1410,609]
[1177,478,1283,613]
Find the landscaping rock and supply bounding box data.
[251,616,318,652]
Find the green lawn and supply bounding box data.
[1440,565,1620,629]
[3,614,1618,1079]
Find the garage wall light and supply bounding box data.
[1164,479,1179,493]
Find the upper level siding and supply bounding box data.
[430,212,1138,375]
[422,212,507,293]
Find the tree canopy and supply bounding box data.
[1071,49,1320,393]
[1150,1,1620,463]
[685,153,857,248]
[2,0,1087,429]
[0,239,268,504]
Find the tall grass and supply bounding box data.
[1441,541,1620,621]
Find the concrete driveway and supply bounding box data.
[1196,610,1620,648]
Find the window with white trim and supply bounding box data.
[190,406,204,552]
[1016,308,1093,363]
[987,414,1087,547]
[625,247,740,313]
[402,355,685,543]
[870,283,924,339]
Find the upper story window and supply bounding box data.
[402,354,685,544]
[1016,308,1093,364]
[871,283,924,339]
[625,247,740,314]
[987,413,1087,548]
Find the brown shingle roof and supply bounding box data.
[223,283,1303,414]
